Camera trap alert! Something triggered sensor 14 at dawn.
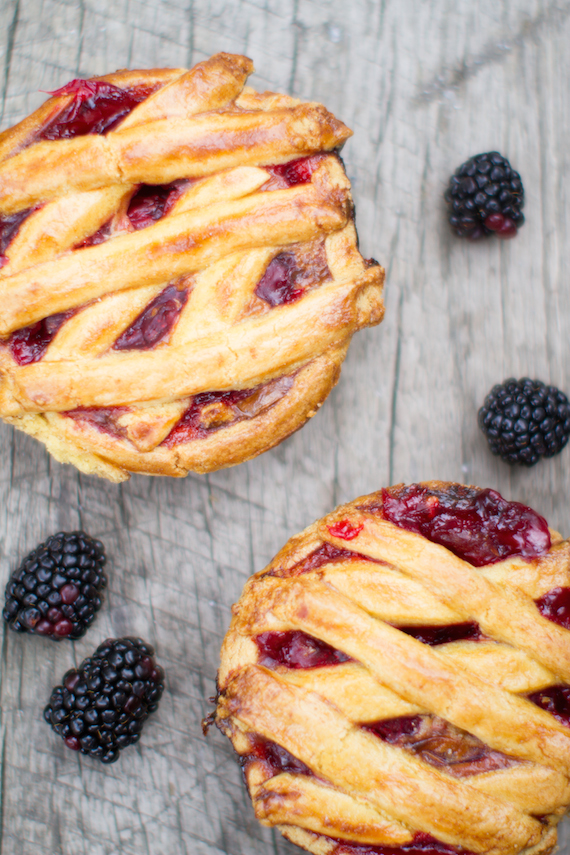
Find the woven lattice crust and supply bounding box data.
[0,53,384,481]
[215,482,570,855]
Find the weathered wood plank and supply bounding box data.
[2,1,570,853]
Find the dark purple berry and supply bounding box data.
[44,637,164,762]
[3,531,106,639]
[445,152,524,239]
[479,378,570,466]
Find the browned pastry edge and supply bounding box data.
[215,482,570,855]
[6,344,348,481]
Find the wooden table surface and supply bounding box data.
[2,1,570,853]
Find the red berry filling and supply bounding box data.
[0,208,35,266]
[528,685,570,728]
[329,833,474,855]
[243,735,312,777]
[397,622,482,646]
[365,715,514,777]
[256,631,351,669]
[113,283,189,351]
[8,310,76,365]
[268,541,367,578]
[126,180,190,230]
[63,406,129,438]
[328,520,364,541]
[536,587,570,630]
[255,253,305,306]
[381,484,551,567]
[162,375,295,447]
[39,79,154,140]
[264,154,327,189]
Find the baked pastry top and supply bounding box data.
[214,481,570,855]
[0,53,384,481]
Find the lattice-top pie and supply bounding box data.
[213,481,570,855]
[0,53,384,481]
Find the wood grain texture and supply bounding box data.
[2,1,570,853]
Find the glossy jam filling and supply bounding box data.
[126,180,190,230]
[330,833,473,855]
[0,208,35,266]
[243,735,312,776]
[9,311,75,365]
[381,484,551,567]
[268,541,367,579]
[162,375,294,447]
[64,406,129,438]
[328,519,364,541]
[255,240,330,308]
[255,253,305,306]
[528,685,570,728]
[113,283,189,351]
[536,587,570,630]
[397,622,482,646]
[263,153,328,189]
[39,79,154,140]
[256,631,351,669]
[365,715,514,777]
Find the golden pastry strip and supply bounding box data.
[251,774,414,844]
[321,514,570,683]
[236,575,570,774]
[2,270,376,414]
[216,485,570,855]
[0,104,350,215]
[218,666,542,855]
[0,172,348,335]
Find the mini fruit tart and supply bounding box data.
[0,53,384,481]
[214,481,570,855]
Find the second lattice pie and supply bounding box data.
[0,53,384,481]
[215,482,570,855]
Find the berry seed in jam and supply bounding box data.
[39,80,154,140]
[381,484,551,567]
[256,630,351,669]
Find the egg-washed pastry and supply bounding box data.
[214,481,570,855]
[0,53,384,481]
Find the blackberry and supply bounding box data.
[445,152,524,239]
[478,378,570,466]
[44,637,164,763]
[3,531,106,639]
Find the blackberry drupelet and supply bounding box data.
[44,637,164,763]
[445,152,524,239]
[478,378,570,466]
[3,531,106,639]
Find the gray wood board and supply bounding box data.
[2,0,570,853]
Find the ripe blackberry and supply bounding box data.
[3,531,106,639]
[445,152,524,239]
[478,378,570,466]
[44,637,164,763]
